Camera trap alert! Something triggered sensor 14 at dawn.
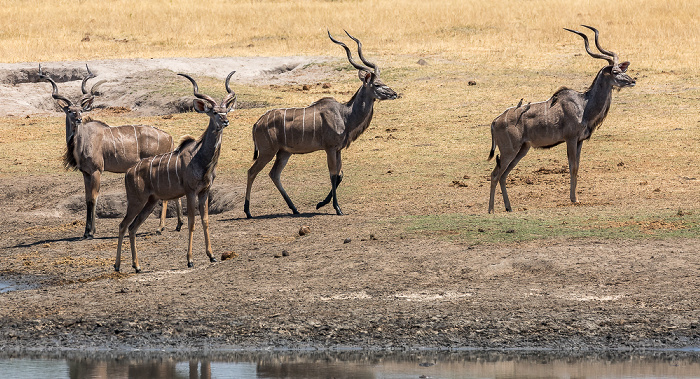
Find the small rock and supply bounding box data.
[302,84,310,91]
[221,251,238,261]
[505,229,515,234]
[299,225,311,236]
[468,80,477,86]
[273,253,282,258]
[369,234,377,241]
[478,228,485,233]
[617,161,625,167]
[417,58,429,65]
[343,238,352,244]
[282,250,290,257]
[322,83,331,89]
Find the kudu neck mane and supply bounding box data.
[581,66,615,131]
[342,84,376,147]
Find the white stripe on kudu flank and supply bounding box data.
[174,151,180,184]
[312,108,316,141]
[283,109,287,145]
[133,126,139,159]
[302,108,306,145]
[109,128,118,161]
[166,152,173,188]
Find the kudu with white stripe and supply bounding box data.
[115,71,236,273]
[487,25,635,213]
[39,65,183,238]
[244,31,397,218]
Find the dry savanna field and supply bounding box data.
[0,0,699,351]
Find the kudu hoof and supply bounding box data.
[210,257,217,263]
[187,262,194,268]
[155,229,163,236]
[82,233,94,240]
[175,223,183,232]
[114,265,120,272]
[133,265,141,274]
[316,201,328,210]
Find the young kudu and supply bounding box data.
[115,71,236,273]
[39,65,183,238]
[244,31,397,218]
[487,26,635,213]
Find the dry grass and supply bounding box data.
[0,0,698,72]
[0,0,699,242]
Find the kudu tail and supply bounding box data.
[487,121,496,161]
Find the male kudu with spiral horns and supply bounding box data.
[244,30,397,218]
[39,65,183,238]
[487,25,635,213]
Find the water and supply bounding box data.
[1,351,699,379]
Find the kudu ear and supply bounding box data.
[618,61,630,72]
[56,98,72,110]
[358,70,375,84]
[192,98,211,114]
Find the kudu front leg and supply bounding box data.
[316,172,343,210]
[82,170,101,239]
[325,150,344,215]
[567,140,583,203]
[185,194,197,268]
[198,191,217,264]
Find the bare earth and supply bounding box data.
[0,58,699,353]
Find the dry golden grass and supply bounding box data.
[0,0,698,72]
[0,0,698,242]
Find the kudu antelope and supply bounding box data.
[39,65,183,238]
[487,25,635,213]
[115,71,236,273]
[244,31,397,218]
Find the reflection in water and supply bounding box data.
[1,351,699,379]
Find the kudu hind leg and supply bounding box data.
[126,197,159,273]
[82,170,101,239]
[324,150,344,215]
[269,150,299,215]
[244,151,275,219]
[115,197,149,272]
[499,144,531,212]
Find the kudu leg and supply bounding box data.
[155,198,184,234]
[316,172,343,210]
[500,144,531,212]
[82,170,101,239]
[115,197,149,272]
[244,151,276,219]
[567,140,583,203]
[156,200,168,235]
[126,197,159,273]
[198,191,217,263]
[269,150,300,215]
[186,194,197,268]
[325,150,344,215]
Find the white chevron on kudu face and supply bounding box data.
[115,71,237,274]
[488,25,636,214]
[244,31,398,219]
[38,64,183,239]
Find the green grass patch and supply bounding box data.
[402,209,700,245]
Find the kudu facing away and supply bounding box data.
[487,26,635,213]
[243,31,397,218]
[115,72,236,273]
[39,65,183,238]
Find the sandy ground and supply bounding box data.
[0,57,699,353]
[1,172,699,352]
